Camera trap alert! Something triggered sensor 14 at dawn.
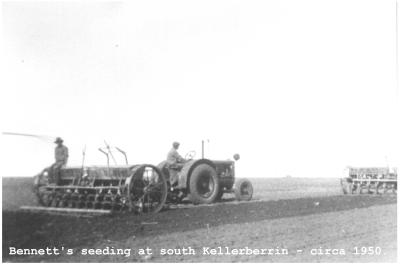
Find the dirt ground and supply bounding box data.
[1,177,397,263]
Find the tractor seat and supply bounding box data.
[166,164,181,170]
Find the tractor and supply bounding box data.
[158,151,253,204]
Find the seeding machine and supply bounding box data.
[340,167,397,195]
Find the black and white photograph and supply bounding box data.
[1,0,399,263]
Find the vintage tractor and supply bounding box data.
[158,151,253,204]
[340,167,397,195]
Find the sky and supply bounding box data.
[1,0,399,178]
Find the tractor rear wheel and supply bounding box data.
[235,178,253,201]
[189,164,220,204]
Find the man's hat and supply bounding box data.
[172,141,180,147]
[54,137,63,143]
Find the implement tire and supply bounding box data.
[189,164,220,204]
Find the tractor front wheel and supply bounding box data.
[235,178,253,201]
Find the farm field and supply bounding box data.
[2,177,397,262]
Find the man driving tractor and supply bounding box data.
[166,141,187,186]
[167,142,186,167]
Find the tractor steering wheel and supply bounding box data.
[185,150,196,161]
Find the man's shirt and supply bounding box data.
[167,148,184,164]
[55,145,69,165]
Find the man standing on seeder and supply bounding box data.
[52,137,69,184]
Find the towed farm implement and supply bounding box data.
[33,164,167,214]
[340,167,397,195]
